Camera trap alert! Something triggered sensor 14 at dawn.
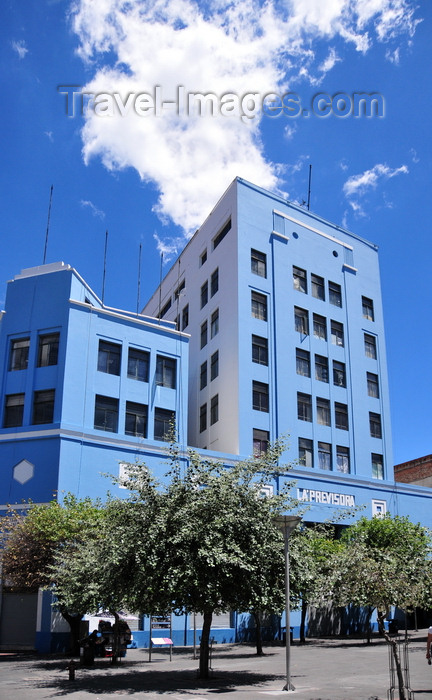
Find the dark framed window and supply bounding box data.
[331,320,344,346]
[4,393,24,428]
[37,333,59,367]
[251,249,267,278]
[125,401,147,438]
[313,314,327,341]
[294,307,309,335]
[296,348,310,377]
[318,442,332,470]
[154,408,175,441]
[315,354,329,383]
[372,453,384,479]
[32,389,55,425]
[210,309,219,338]
[182,304,189,330]
[253,428,269,456]
[362,296,374,321]
[329,281,342,307]
[213,219,231,249]
[311,274,325,300]
[333,360,346,387]
[98,340,121,375]
[210,394,219,425]
[211,268,219,296]
[201,280,208,309]
[9,337,30,371]
[127,348,149,382]
[299,437,313,468]
[200,361,207,390]
[200,403,207,433]
[210,351,219,381]
[364,333,377,359]
[251,291,267,321]
[94,394,118,432]
[200,320,208,349]
[317,397,331,426]
[252,381,269,412]
[156,355,176,389]
[160,298,172,318]
[174,279,185,300]
[293,266,307,293]
[252,335,268,366]
[297,392,312,422]
[336,446,350,473]
[200,249,207,266]
[367,372,379,398]
[369,412,382,438]
[335,402,349,430]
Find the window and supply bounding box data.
[9,337,30,371]
[251,249,267,278]
[127,348,149,382]
[211,268,219,296]
[331,320,344,346]
[210,309,219,338]
[200,249,207,266]
[336,446,350,473]
[94,395,118,432]
[364,333,377,359]
[370,412,382,438]
[311,274,325,301]
[297,392,312,422]
[293,266,307,293]
[317,397,331,426]
[362,296,374,321]
[200,403,207,433]
[251,291,267,321]
[335,402,349,430]
[37,333,59,367]
[367,372,379,398]
[313,314,327,341]
[318,442,332,470]
[329,281,342,307]
[156,355,176,389]
[253,429,269,456]
[154,408,175,441]
[174,279,185,300]
[4,393,24,428]
[182,304,189,330]
[315,355,329,383]
[210,351,219,381]
[299,438,313,468]
[200,320,208,349]
[372,453,384,479]
[160,298,172,318]
[331,360,345,387]
[296,348,310,377]
[200,281,208,309]
[252,381,269,412]
[294,307,309,335]
[98,340,121,375]
[252,335,268,366]
[213,219,231,249]
[32,389,55,425]
[200,361,207,390]
[210,394,219,425]
[125,401,147,438]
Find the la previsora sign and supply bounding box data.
[297,488,355,506]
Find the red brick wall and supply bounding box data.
[394,454,432,483]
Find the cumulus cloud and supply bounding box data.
[343,163,409,214]
[70,0,420,234]
[11,39,28,59]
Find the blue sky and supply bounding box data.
[1,0,430,465]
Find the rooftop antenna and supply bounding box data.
[102,230,108,305]
[136,243,142,316]
[157,251,163,322]
[43,185,54,264]
[307,164,312,211]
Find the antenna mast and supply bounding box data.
[307,164,312,211]
[102,230,108,305]
[43,185,54,264]
[136,243,142,316]
[157,252,163,322]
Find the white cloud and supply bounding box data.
[343,162,409,213]
[11,39,28,59]
[70,0,421,234]
[80,199,105,219]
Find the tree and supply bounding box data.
[0,495,104,653]
[325,514,432,700]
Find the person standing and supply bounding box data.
[426,625,432,664]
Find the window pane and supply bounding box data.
[329,281,342,307]
[296,348,310,377]
[315,355,329,382]
[252,381,269,412]
[200,403,207,432]
[313,314,327,340]
[336,446,350,473]
[9,337,30,371]
[210,351,219,380]
[318,442,332,470]
[154,408,175,441]
[94,395,118,432]
[299,437,313,468]
[200,361,207,390]
[369,412,382,438]
[98,340,121,375]
[251,249,267,277]
[125,401,147,437]
[156,355,176,389]
[251,292,267,321]
[200,321,208,348]
[127,348,149,382]
[294,307,309,335]
[210,394,219,424]
[333,360,346,387]
[4,393,25,428]
[293,266,307,293]
[182,304,189,330]
[367,372,379,398]
[37,333,59,367]
[253,429,269,456]
[311,274,325,300]
[297,393,312,422]
[201,281,208,309]
[317,397,331,426]
[252,335,268,366]
[364,333,376,359]
[331,320,344,346]
[211,268,219,296]
[335,402,349,430]
[362,296,374,321]
[372,453,384,479]
[32,389,55,425]
[211,309,219,338]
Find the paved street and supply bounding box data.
[1,630,431,700]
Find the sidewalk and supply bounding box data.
[1,630,431,700]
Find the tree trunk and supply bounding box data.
[378,611,407,700]
[299,599,307,644]
[111,611,121,665]
[199,610,213,678]
[61,610,82,656]
[252,611,264,655]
